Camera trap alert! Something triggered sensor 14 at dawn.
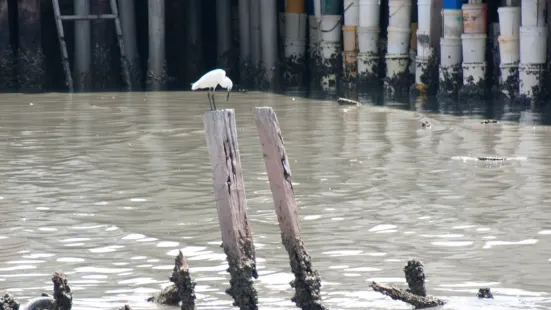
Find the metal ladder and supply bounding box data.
[51,0,131,92]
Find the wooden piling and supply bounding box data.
[17,0,46,92]
[147,0,167,90]
[203,109,258,310]
[254,107,326,310]
[0,0,15,91]
[91,0,118,90]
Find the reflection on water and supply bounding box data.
[0,91,551,309]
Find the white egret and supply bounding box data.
[191,68,233,110]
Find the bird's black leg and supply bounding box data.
[212,90,217,110]
[207,89,213,110]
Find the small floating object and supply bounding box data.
[337,97,361,106]
[421,120,431,128]
[477,156,506,161]
[481,119,499,124]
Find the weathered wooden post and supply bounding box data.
[254,107,327,310]
[0,0,15,91]
[203,109,258,310]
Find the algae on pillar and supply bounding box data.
[17,0,46,92]
[147,0,167,91]
[260,0,278,89]
[74,0,91,91]
[318,0,342,92]
[342,0,359,85]
[0,0,15,91]
[357,0,381,90]
[437,8,463,98]
[384,0,413,98]
[118,0,142,89]
[282,0,307,89]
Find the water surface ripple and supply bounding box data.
[0,92,550,309]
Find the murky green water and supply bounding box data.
[0,91,550,309]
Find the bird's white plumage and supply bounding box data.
[191,68,234,110]
[219,76,233,91]
[191,68,227,91]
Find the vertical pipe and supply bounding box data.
[186,0,202,84]
[260,0,278,87]
[17,0,45,92]
[250,0,261,67]
[147,0,167,90]
[216,0,232,69]
[0,0,15,91]
[74,0,91,91]
[238,0,250,66]
[118,0,141,88]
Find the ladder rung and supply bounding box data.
[60,14,117,21]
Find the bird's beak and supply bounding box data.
[226,91,231,101]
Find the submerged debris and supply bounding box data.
[147,285,180,305]
[481,119,499,124]
[1,293,20,310]
[370,281,446,309]
[170,251,197,310]
[404,260,427,297]
[371,260,447,309]
[119,305,131,310]
[421,120,431,128]
[148,250,197,309]
[477,288,494,299]
[52,271,72,310]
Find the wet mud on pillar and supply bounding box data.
[0,0,15,91]
[17,0,46,92]
[91,0,119,90]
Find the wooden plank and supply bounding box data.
[203,109,258,310]
[254,107,327,310]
